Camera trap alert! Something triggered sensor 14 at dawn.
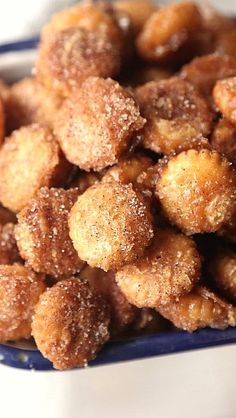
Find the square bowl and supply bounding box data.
[0,38,235,371]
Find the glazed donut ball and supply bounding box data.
[0,124,71,212]
[0,265,45,342]
[5,78,62,132]
[32,278,110,369]
[80,266,137,334]
[136,1,202,64]
[156,149,236,234]
[69,181,154,271]
[180,54,236,97]
[36,27,123,98]
[208,250,236,303]
[158,286,236,332]
[15,187,84,278]
[116,228,201,308]
[211,118,236,166]
[0,223,21,265]
[55,77,145,171]
[135,78,213,155]
[213,77,236,125]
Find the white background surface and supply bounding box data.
[0,1,236,418]
[1,345,236,418]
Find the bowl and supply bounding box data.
[0,38,236,371]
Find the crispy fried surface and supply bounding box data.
[135,78,213,154]
[80,266,137,334]
[15,187,84,277]
[116,228,201,308]
[213,77,236,125]
[0,125,71,212]
[32,278,110,369]
[5,78,62,132]
[0,223,21,265]
[114,0,156,34]
[102,154,153,185]
[180,54,236,97]
[0,265,45,342]
[211,118,236,166]
[158,286,236,331]
[55,77,145,171]
[36,27,122,98]
[136,1,202,64]
[156,149,236,234]
[209,251,236,304]
[69,181,154,271]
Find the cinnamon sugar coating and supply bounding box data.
[32,278,110,369]
[0,124,71,212]
[55,77,145,171]
[15,187,84,277]
[116,228,201,308]
[0,265,45,342]
[69,181,154,271]
[135,78,213,154]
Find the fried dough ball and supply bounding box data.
[0,125,71,213]
[42,3,124,42]
[55,77,145,171]
[131,308,170,336]
[114,0,156,34]
[135,78,213,155]
[32,278,110,369]
[102,154,153,185]
[5,78,62,132]
[213,77,236,125]
[69,181,154,271]
[36,26,123,98]
[156,149,236,234]
[158,286,236,332]
[211,118,236,166]
[0,223,21,265]
[136,1,202,64]
[15,188,84,278]
[180,54,236,97]
[0,265,45,342]
[208,251,236,304]
[116,228,201,308]
[80,266,137,334]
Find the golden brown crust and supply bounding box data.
[55,77,145,171]
[0,223,21,265]
[5,78,62,132]
[69,181,154,271]
[15,187,84,278]
[158,286,236,331]
[32,278,110,369]
[135,78,213,154]
[116,228,201,308]
[0,265,45,342]
[213,77,236,124]
[211,118,236,165]
[79,266,137,334]
[0,96,5,145]
[36,27,123,98]
[114,0,156,34]
[180,54,236,97]
[156,149,236,234]
[208,251,236,303]
[102,154,153,185]
[0,125,71,212]
[136,1,202,64]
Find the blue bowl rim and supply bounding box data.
[0,37,235,371]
